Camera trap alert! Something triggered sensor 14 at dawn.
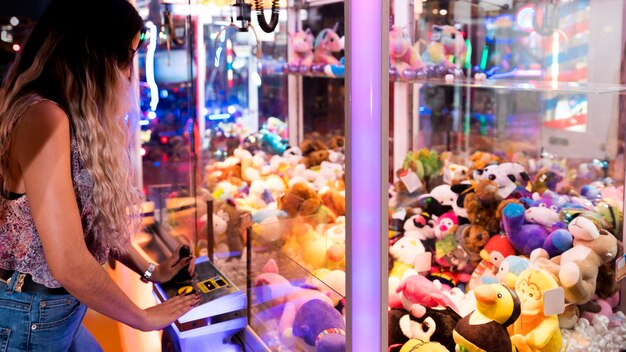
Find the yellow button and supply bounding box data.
[177,286,194,296]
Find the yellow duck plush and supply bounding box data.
[510,267,562,352]
[453,284,521,352]
[400,339,448,352]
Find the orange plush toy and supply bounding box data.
[510,267,562,352]
[319,186,345,217]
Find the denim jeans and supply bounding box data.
[0,271,103,352]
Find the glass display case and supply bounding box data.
[385,0,626,351]
[130,0,347,350]
[9,0,626,350]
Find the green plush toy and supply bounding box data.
[401,149,442,190]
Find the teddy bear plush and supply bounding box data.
[299,138,330,168]
[468,151,501,174]
[278,183,336,225]
[216,199,243,258]
[456,224,490,262]
[464,180,515,236]
[531,169,564,194]
[460,181,519,259]
[327,135,345,152]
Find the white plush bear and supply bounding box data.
[389,236,426,296]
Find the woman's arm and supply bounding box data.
[114,243,194,284]
[13,101,197,331]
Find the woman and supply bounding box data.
[0,0,199,350]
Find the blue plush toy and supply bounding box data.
[259,128,289,155]
[494,255,530,288]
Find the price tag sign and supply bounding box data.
[435,234,456,259]
[543,287,565,316]
[398,169,423,193]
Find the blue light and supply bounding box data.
[214,47,223,68]
[145,21,159,111]
[227,105,236,114]
[208,113,231,121]
[160,90,169,98]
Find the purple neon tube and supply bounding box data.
[348,0,384,350]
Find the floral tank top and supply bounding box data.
[0,97,110,288]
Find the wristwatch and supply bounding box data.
[140,263,157,283]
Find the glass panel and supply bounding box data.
[388,1,626,351]
[248,214,345,351]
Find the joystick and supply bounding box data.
[170,245,193,284]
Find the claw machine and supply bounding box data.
[128,0,351,350]
[384,0,626,351]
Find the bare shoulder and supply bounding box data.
[16,100,69,134]
[12,100,70,147]
[12,100,71,168]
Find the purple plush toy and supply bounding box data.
[293,299,346,352]
[501,202,572,257]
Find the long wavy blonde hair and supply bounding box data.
[0,0,145,254]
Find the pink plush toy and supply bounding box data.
[313,24,342,65]
[434,212,458,240]
[253,259,335,346]
[289,29,314,67]
[582,292,622,328]
[389,274,459,318]
[389,26,424,78]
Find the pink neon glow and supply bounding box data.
[349,0,383,350]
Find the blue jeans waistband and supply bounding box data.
[0,269,68,295]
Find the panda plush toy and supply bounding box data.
[473,162,529,198]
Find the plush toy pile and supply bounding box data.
[388,149,626,351]
[389,25,466,81]
[202,133,347,349]
[285,24,345,77]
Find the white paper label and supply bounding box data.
[543,287,565,315]
[399,170,423,193]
